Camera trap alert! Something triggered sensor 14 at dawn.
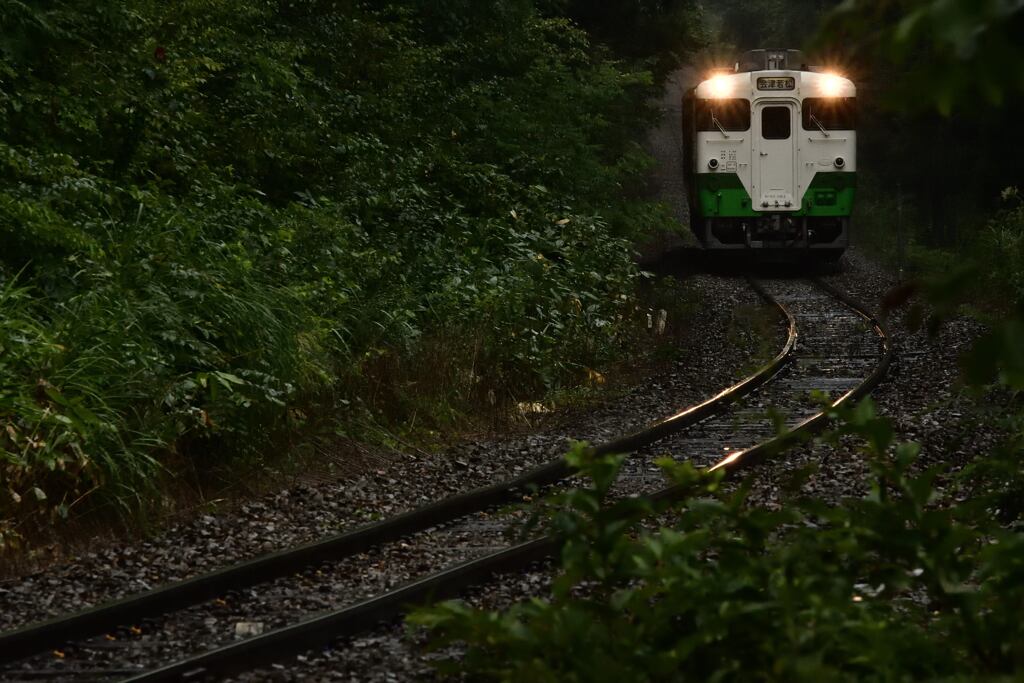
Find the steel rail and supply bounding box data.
[0,278,796,666]
[123,278,892,683]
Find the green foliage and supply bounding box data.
[820,0,1024,115]
[0,1,678,531]
[858,187,1024,316]
[705,0,843,51]
[820,0,1024,263]
[828,0,1024,295]
[977,188,1024,303]
[414,398,1024,681]
[555,0,708,76]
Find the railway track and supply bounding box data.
[0,276,891,682]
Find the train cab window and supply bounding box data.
[803,97,856,130]
[696,98,750,132]
[761,106,791,139]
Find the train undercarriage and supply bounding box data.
[700,215,849,262]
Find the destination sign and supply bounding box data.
[757,77,795,91]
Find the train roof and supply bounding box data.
[736,49,808,72]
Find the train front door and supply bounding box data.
[752,102,797,211]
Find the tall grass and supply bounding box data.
[978,188,1024,302]
[0,1,684,540]
[855,176,1024,308]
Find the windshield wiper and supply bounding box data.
[711,110,730,139]
[809,113,830,137]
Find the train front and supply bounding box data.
[683,54,856,261]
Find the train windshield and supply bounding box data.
[696,98,750,132]
[803,97,856,130]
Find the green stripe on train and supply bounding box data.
[694,172,855,218]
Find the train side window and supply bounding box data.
[695,98,750,132]
[761,106,790,139]
[803,97,856,130]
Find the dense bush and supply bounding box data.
[415,396,1024,681]
[552,0,707,76]
[0,0,697,535]
[976,189,1024,302]
[853,186,1024,311]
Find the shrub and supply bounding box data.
[0,1,697,532]
[978,188,1024,302]
[415,396,1024,681]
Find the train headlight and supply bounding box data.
[708,158,720,170]
[834,156,846,168]
[708,74,731,98]
[821,73,844,97]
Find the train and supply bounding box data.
[682,49,856,262]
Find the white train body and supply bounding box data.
[683,50,858,259]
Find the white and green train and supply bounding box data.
[682,49,855,261]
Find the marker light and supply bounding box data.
[821,72,844,97]
[708,74,731,99]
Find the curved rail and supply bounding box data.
[707,277,894,474]
[121,279,892,683]
[0,278,796,667]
